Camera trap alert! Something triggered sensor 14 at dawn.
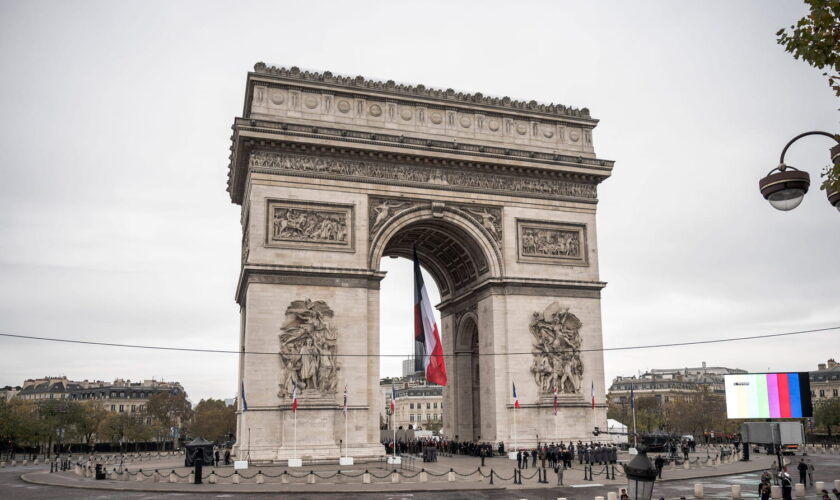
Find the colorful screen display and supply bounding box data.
[725,373,812,419]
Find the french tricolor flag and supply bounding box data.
[413,247,447,386]
[390,384,397,413]
[512,382,520,409]
[291,382,298,413]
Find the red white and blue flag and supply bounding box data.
[591,380,595,410]
[390,384,397,413]
[512,382,520,409]
[413,247,447,386]
[553,386,558,416]
[343,385,348,417]
[291,382,298,413]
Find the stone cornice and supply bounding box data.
[252,63,596,121]
[235,265,385,305]
[227,122,613,205]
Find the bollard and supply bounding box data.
[362,471,371,484]
[22,460,28,466]
[694,483,704,498]
[732,484,741,498]
[448,468,455,482]
[595,496,605,500]
[233,472,240,484]
[392,471,400,483]
[153,469,160,483]
[607,492,617,500]
[835,479,840,490]
[169,471,176,483]
[209,471,216,484]
[794,483,804,498]
[770,485,781,499]
[816,481,825,491]
[256,471,264,484]
[281,471,289,484]
[684,460,691,470]
[136,469,143,481]
[420,469,428,482]
[188,472,194,483]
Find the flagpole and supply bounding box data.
[294,409,297,460]
[344,410,348,459]
[513,404,517,453]
[632,404,638,449]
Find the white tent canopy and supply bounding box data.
[606,419,628,444]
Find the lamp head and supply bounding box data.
[759,165,810,211]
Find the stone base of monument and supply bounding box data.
[339,457,354,466]
[288,458,302,467]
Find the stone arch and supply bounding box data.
[452,313,481,441]
[368,204,503,299]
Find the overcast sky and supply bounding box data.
[1,1,837,403]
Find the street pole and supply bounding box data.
[632,404,638,449]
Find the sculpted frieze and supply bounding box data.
[277,299,340,398]
[266,199,354,252]
[456,205,502,243]
[368,197,423,236]
[517,220,588,266]
[249,151,597,202]
[530,302,584,395]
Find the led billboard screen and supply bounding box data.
[724,373,812,419]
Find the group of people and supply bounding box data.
[513,441,619,470]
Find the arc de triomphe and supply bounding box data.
[228,63,613,461]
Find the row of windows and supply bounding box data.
[110,404,145,413]
[408,402,440,410]
[76,391,153,399]
[813,389,839,398]
[408,414,439,422]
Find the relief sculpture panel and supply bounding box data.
[277,299,340,398]
[517,219,587,266]
[530,301,584,395]
[266,199,354,252]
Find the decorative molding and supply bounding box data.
[253,63,593,120]
[250,151,597,203]
[530,302,584,395]
[265,199,355,253]
[516,219,588,266]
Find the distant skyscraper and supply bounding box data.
[402,357,416,377]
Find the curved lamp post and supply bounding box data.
[759,131,840,212]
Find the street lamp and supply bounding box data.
[759,131,840,212]
[623,442,658,500]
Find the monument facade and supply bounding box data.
[228,64,614,461]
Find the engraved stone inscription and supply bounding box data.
[517,220,587,265]
[530,301,583,394]
[266,200,354,252]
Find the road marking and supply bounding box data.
[571,483,604,487]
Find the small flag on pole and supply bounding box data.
[591,380,595,410]
[390,384,397,413]
[240,380,248,412]
[291,382,298,413]
[630,384,635,410]
[553,386,558,416]
[343,385,348,417]
[512,382,520,409]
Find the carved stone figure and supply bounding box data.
[530,302,584,394]
[277,299,340,399]
[370,200,405,232]
[465,207,501,241]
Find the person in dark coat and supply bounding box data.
[797,459,808,485]
[214,449,220,467]
[781,472,793,500]
[516,450,522,469]
[654,455,665,479]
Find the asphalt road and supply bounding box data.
[3,454,839,499]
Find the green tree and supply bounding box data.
[777,0,840,191]
[188,399,236,442]
[72,401,108,452]
[146,391,192,449]
[814,397,840,436]
[0,399,41,457]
